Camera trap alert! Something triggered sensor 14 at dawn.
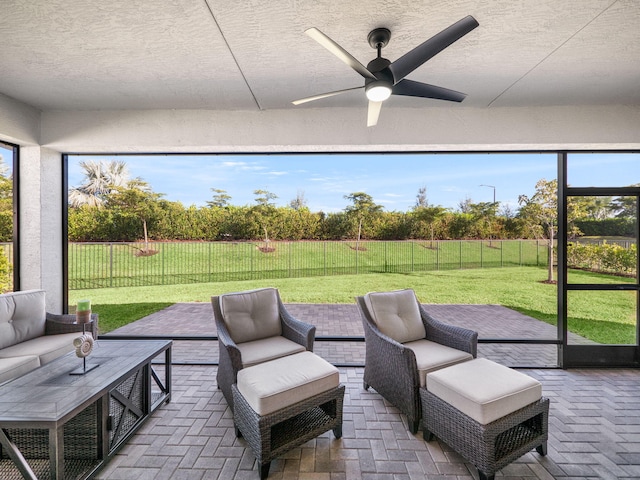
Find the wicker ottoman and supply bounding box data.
[232,351,345,479]
[421,358,549,480]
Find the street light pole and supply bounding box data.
[479,184,496,203]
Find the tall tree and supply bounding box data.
[344,192,383,216]
[69,160,129,207]
[344,192,383,247]
[518,179,582,283]
[289,190,308,210]
[106,179,163,253]
[457,196,473,213]
[412,205,446,247]
[252,189,278,244]
[469,201,499,244]
[415,186,429,208]
[207,188,231,208]
[253,189,278,208]
[611,185,639,218]
[573,195,614,220]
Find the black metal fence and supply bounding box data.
[68,240,548,290]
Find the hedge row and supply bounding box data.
[68,205,531,242]
[567,242,637,275]
[575,218,636,237]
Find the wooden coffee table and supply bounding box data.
[0,339,171,480]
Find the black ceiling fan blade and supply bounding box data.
[388,15,479,83]
[292,86,364,105]
[392,79,466,102]
[305,28,377,80]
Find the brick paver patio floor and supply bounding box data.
[91,303,640,479]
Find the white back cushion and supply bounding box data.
[0,290,47,349]
[364,289,426,343]
[219,288,282,343]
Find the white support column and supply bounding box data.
[19,146,63,312]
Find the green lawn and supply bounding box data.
[69,266,636,344]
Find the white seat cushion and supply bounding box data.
[364,289,426,343]
[0,289,47,349]
[219,288,282,343]
[238,336,306,368]
[426,358,542,425]
[237,351,339,416]
[0,356,40,384]
[0,332,80,365]
[404,339,473,387]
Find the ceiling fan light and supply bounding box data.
[365,81,392,102]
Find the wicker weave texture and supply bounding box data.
[1,402,98,461]
[110,369,145,448]
[421,388,549,479]
[45,312,99,339]
[356,296,478,433]
[0,402,100,479]
[232,384,344,473]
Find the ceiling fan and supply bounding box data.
[292,15,479,127]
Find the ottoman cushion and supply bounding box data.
[426,358,542,425]
[237,351,339,416]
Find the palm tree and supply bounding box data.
[69,160,129,207]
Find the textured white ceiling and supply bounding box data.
[1,0,638,114]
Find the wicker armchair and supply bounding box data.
[212,288,316,411]
[356,289,477,433]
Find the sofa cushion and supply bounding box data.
[0,290,47,349]
[364,289,426,343]
[237,351,339,416]
[404,339,473,387]
[426,358,542,425]
[237,336,306,368]
[219,288,282,343]
[0,356,40,385]
[0,332,80,365]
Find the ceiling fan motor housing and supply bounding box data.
[366,57,393,83]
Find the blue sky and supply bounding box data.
[0,145,636,212]
[66,152,639,213]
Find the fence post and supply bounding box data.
[324,241,327,276]
[109,243,113,288]
[519,240,523,266]
[436,240,440,271]
[459,241,462,269]
[208,242,212,282]
[161,242,165,285]
[501,240,504,267]
[411,241,414,272]
[480,240,483,268]
[384,241,387,273]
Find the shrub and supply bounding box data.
[0,246,12,293]
[567,241,637,275]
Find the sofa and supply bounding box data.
[0,289,98,384]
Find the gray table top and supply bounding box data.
[0,339,171,426]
